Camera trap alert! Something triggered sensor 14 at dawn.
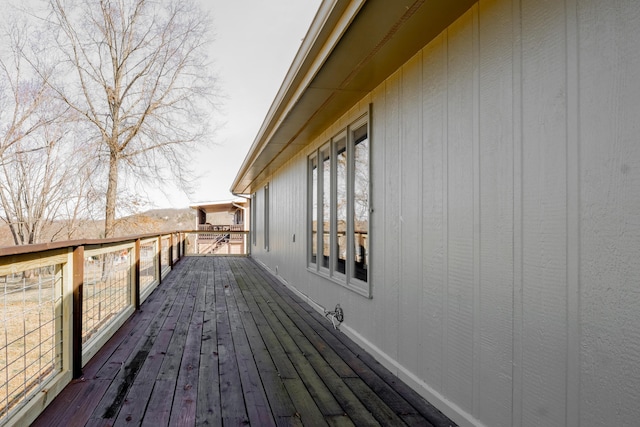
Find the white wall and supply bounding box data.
[249,0,640,426]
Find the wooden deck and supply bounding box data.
[33,256,455,426]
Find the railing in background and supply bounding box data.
[0,231,187,427]
[196,224,244,233]
[187,228,249,256]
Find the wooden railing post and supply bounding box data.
[72,245,84,379]
[176,233,180,261]
[134,239,141,310]
[157,236,162,284]
[169,233,174,268]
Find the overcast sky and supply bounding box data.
[150,0,322,208]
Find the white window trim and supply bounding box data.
[307,108,371,298]
[251,193,257,246]
[264,184,270,251]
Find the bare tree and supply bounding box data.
[53,167,104,241]
[0,127,69,245]
[36,0,216,237]
[0,19,80,245]
[0,21,54,160]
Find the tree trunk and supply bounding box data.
[104,151,119,238]
[8,223,20,246]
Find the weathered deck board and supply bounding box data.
[196,266,222,425]
[32,256,455,427]
[237,259,453,427]
[232,261,377,425]
[216,264,250,425]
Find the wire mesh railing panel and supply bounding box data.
[160,237,170,276]
[82,249,131,345]
[172,234,180,264]
[0,265,62,424]
[139,241,158,295]
[184,233,198,255]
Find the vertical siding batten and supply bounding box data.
[478,0,516,425]
[446,9,475,411]
[442,26,451,407]
[471,4,482,421]
[384,71,401,366]
[420,31,446,392]
[399,52,423,375]
[370,86,387,354]
[521,0,568,424]
[511,0,524,425]
[564,0,580,424]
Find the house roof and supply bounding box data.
[231,0,475,196]
[190,198,248,214]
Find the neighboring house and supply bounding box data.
[190,199,249,254]
[231,1,640,426]
[191,199,248,229]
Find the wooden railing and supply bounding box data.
[0,231,189,427]
[188,226,249,256]
[0,228,252,426]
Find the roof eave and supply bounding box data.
[230,0,360,195]
[230,0,476,196]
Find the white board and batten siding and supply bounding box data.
[248,1,640,426]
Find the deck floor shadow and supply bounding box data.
[33,256,455,427]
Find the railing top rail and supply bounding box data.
[0,229,250,258]
[0,230,193,258]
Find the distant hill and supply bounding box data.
[0,207,196,247]
[117,208,194,235]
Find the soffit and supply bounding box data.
[190,199,248,214]
[231,0,476,195]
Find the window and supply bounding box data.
[352,123,369,283]
[320,145,331,269]
[234,208,243,225]
[264,184,270,251]
[335,136,347,275]
[251,193,257,246]
[307,113,370,296]
[309,156,318,265]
